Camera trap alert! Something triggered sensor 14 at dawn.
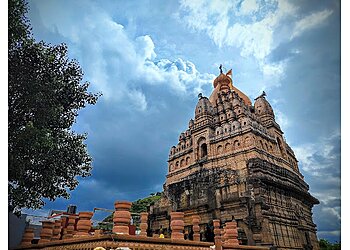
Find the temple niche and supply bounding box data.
[148,68,320,250]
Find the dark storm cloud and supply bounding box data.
[267,5,341,241]
[269,7,340,144]
[294,132,340,242]
[35,83,202,216]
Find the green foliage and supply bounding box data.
[95,193,162,230]
[8,0,31,48]
[101,213,113,224]
[8,0,101,214]
[319,239,341,250]
[131,192,162,213]
[95,217,113,231]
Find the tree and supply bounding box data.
[95,193,162,231]
[8,0,101,214]
[319,239,341,250]
[131,192,162,213]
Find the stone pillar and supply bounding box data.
[61,217,68,239]
[213,219,221,250]
[192,215,200,241]
[139,212,148,237]
[65,215,77,238]
[170,212,184,240]
[113,201,132,235]
[39,220,55,243]
[75,211,93,237]
[21,227,34,246]
[221,227,226,245]
[224,221,239,246]
[52,220,62,241]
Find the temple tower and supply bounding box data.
[149,68,319,250]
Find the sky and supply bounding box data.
[16,0,342,243]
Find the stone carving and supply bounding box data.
[52,220,62,240]
[61,217,68,239]
[192,215,200,241]
[113,201,132,235]
[39,220,55,243]
[170,212,184,240]
[21,227,34,246]
[149,70,320,250]
[224,221,239,246]
[139,212,148,237]
[213,220,221,250]
[75,211,93,237]
[65,215,77,239]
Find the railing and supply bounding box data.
[14,234,270,250]
[15,200,271,250]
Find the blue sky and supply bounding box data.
[21,0,341,243]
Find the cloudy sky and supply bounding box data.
[23,0,340,243]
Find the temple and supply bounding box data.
[148,68,320,250]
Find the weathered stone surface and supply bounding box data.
[170,212,184,240]
[52,220,62,240]
[139,212,148,237]
[149,71,320,250]
[75,211,93,237]
[39,220,54,243]
[192,215,200,241]
[64,215,77,239]
[20,227,34,246]
[113,201,132,235]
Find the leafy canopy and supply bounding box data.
[319,239,340,250]
[8,0,101,214]
[95,193,162,230]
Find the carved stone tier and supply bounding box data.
[192,215,200,241]
[213,219,221,250]
[60,217,68,239]
[224,221,239,246]
[39,220,55,243]
[139,212,148,237]
[65,215,78,239]
[113,201,132,235]
[21,227,34,246]
[247,158,319,205]
[75,211,93,237]
[170,212,184,240]
[52,220,62,241]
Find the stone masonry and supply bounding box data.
[148,69,320,250]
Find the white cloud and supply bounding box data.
[274,109,289,129]
[225,21,273,60]
[178,0,333,89]
[154,58,216,95]
[240,0,259,15]
[322,207,341,221]
[128,90,148,112]
[34,1,214,112]
[291,9,333,39]
[293,131,340,174]
[261,62,285,77]
[135,35,157,61]
[317,230,340,237]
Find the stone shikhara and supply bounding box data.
[149,69,319,250]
